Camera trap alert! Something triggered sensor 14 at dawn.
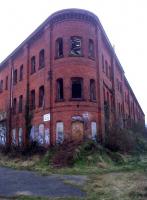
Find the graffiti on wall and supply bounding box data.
[0,124,6,145]
[30,124,50,145]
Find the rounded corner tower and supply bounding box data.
[48,8,102,143]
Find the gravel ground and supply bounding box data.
[0,167,86,198]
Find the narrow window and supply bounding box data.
[0,80,3,92]
[56,78,63,100]
[102,55,105,72]
[90,79,96,101]
[39,86,44,107]
[89,39,94,58]
[5,76,8,90]
[18,95,23,113]
[105,60,108,77]
[56,122,64,144]
[39,49,45,69]
[31,56,36,74]
[30,90,35,110]
[13,98,17,114]
[70,36,82,56]
[13,69,17,85]
[56,38,63,57]
[71,78,83,99]
[19,65,23,81]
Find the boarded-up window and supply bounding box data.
[12,128,17,145]
[56,122,64,144]
[18,128,23,145]
[38,124,45,144]
[91,122,97,140]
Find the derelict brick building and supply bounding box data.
[0,9,145,146]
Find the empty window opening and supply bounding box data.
[89,39,94,58]
[5,76,8,90]
[19,65,23,81]
[0,80,3,92]
[90,79,96,100]
[18,95,23,113]
[31,56,36,74]
[39,86,44,107]
[56,38,63,57]
[39,49,45,68]
[30,90,35,110]
[57,78,63,100]
[70,36,82,56]
[13,69,17,85]
[72,78,83,99]
[13,98,17,114]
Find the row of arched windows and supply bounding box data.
[55,37,95,59]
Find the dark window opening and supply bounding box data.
[105,60,108,77]
[5,76,8,90]
[13,69,17,85]
[57,79,63,100]
[18,95,23,113]
[89,39,94,58]
[31,56,36,74]
[72,78,83,99]
[0,80,3,93]
[30,90,35,110]
[13,98,17,114]
[90,79,96,101]
[39,86,44,107]
[39,49,45,69]
[56,38,63,57]
[19,65,23,81]
[102,55,105,72]
[70,36,82,56]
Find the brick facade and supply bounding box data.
[0,9,145,146]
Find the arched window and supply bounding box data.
[39,49,45,69]
[56,78,63,100]
[56,38,63,58]
[89,39,94,58]
[90,79,96,101]
[71,78,83,99]
[39,85,44,107]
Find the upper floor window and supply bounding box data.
[70,36,82,56]
[5,76,8,90]
[89,39,94,58]
[102,55,105,72]
[0,80,3,93]
[105,60,108,77]
[13,69,17,85]
[39,49,45,69]
[56,78,63,101]
[13,98,17,114]
[18,95,23,113]
[55,38,63,58]
[30,90,35,110]
[19,65,23,81]
[31,56,36,74]
[90,79,96,101]
[39,86,44,107]
[71,77,83,99]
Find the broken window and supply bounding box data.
[71,78,83,99]
[30,90,35,110]
[70,36,82,56]
[56,78,63,100]
[39,86,44,107]
[56,38,63,57]
[89,39,94,58]
[18,95,23,113]
[5,76,8,90]
[31,56,36,74]
[39,49,45,69]
[13,69,17,85]
[19,65,23,81]
[90,79,96,101]
[13,98,17,114]
[0,80,3,92]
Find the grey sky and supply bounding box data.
[0,0,146,122]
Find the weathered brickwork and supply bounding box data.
[0,9,145,146]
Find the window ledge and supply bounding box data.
[69,98,85,101]
[88,56,95,60]
[90,99,97,103]
[54,55,64,60]
[55,99,64,102]
[68,54,84,57]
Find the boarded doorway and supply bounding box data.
[71,121,84,141]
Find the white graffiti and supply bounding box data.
[0,125,6,145]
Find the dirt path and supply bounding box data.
[0,167,86,198]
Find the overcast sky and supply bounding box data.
[0,0,146,123]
